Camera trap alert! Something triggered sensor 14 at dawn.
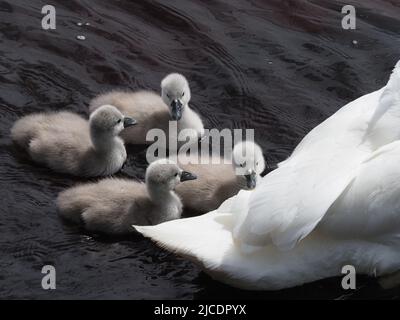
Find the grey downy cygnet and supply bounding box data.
[175,141,266,214]
[10,105,137,177]
[88,73,204,146]
[56,159,197,235]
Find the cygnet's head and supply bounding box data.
[161,73,191,121]
[146,158,197,191]
[89,104,137,136]
[232,141,265,189]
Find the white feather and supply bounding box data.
[236,61,400,250]
[364,61,400,148]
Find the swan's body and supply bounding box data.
[135,193,400,290]
[235,61,400,251]
[57,159,196,235]
[89,74,204,146]
[11,105,136,177]
[175,141,265,214]
[135,61,400,290]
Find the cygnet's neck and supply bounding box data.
[147,182,182,222]
[177,104,204,140]
[179,104,195,127]
[90,129,120,154]
[147,182,176,205]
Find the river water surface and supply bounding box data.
[1,0,400,299]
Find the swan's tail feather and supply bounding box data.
[134,211,277,290]
[135,193,250,262]
[134,221,198,257]
[134,211,235,271]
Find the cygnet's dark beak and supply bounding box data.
[245,170,257,189]
[123,117,137,128]
[180,171,197,182]
[171,99,183,121]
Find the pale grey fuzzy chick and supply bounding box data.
[10,105,136,177]
[175,141,265,214]
[56,159,197,235]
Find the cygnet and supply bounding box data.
[56,159,197,235]
[11,105,136,177]
[175,141,265,214]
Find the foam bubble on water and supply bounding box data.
[76,35,86,41]
[77,22,90,27]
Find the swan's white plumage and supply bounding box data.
[135,190,400,290]
[319,140,400,239]
[237,90,378,250]
[134,61,400,290]
[237,62,400,250]
[365,61,400,148]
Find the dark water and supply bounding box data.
[1,0,400,299]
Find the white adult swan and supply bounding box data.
[135,61,400,290]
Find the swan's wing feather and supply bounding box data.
[281,61,399,165]
[367,61,400,132]
[276,89,381,169]
[238,147,365,250]
[363,61,400,147]
[235,93,378,250]
[235,61,400,250]
[320,140,400,238]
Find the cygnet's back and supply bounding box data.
[57,178,152,234]
[57,159,197,235]
[11,112,88,149]
[12,112,93,173]
[89,90,170,145]
[11,105,135,177]
[175,142,266,214]
[176,156,242,214]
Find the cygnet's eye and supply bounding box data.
[117,119,122,124]
[181,92,185,97]
[240,162,245,168]
[166,93,171,99]
[174,172,179,177]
